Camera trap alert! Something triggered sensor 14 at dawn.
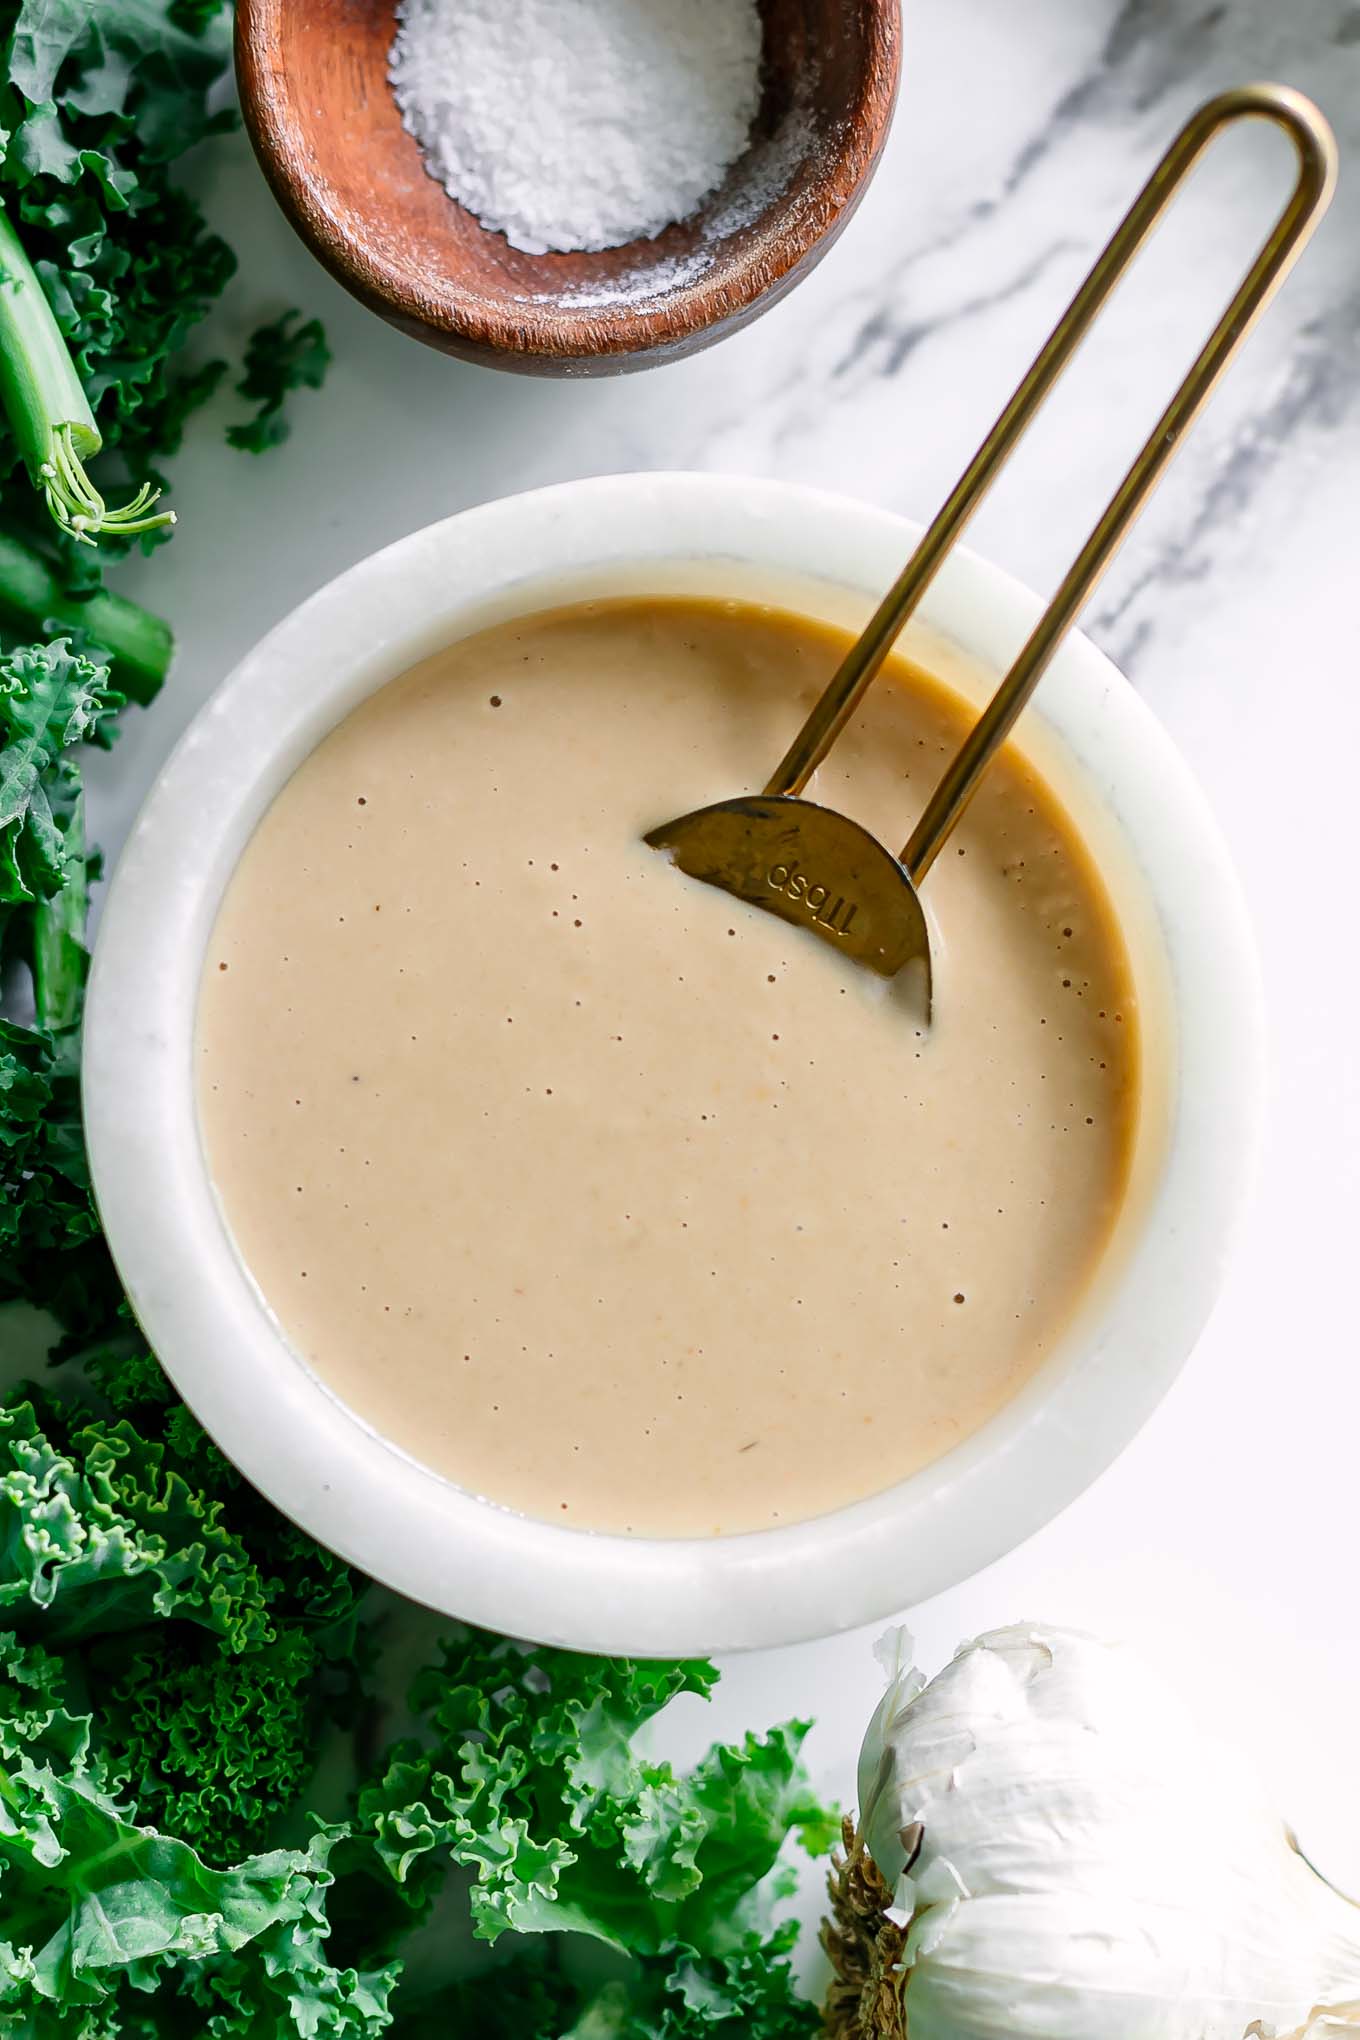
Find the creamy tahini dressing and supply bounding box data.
[197,599,1139,1536]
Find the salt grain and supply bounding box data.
[389,0,764,256]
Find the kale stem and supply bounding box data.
[0,205,176,545]
[31,768,89,1036]
[0,530,173,706]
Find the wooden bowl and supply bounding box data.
[235,0,901,376]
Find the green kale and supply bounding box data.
[228,312,332,454]
[0,0,329,548]
[395,1926,818,2037]
[358,1626,832,1959]
[1,1361,365,1651]
[0,638,118,906]
[655,1930,821,2036]
[27,755,89,1033]
[0,0,235,543]
[0,200,174,545]
[0,1340,369,1877]
[578,1931,821,2037]
[0,529,173,704]
[0,1396,275,1650]
[168,0,232,32]
[0,1366,832,2032]
[395,1955,582,2040]
[0,1020,119,1338]
[0,1631,362,2021]
[86,1338,366,1658]
[95,1626,321,1861]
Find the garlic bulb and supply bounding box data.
[848,1624,1360,2040]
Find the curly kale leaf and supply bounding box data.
[167,0,231,33]
[85,1339,367,1660]
[396,1932,818,2040]
[0,1631,351,2019]
[0,1354,371,1888]
[5,0,231,162]
[0,1020,119,1337]
[0,1378,826,2031]
[170,1912,398,2040]
[394,1957,581,2040]
[0,0,238,540]
[358,1627,832,1960]
[94,1626,321,1862]
[0,1397,273,1650]
[227,312,332,454]
[653,1929,821,2036]
[0,0,328,551]
[0,638,118,906]
[5,1343,366,1869]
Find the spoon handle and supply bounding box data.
[761,83,1336,882]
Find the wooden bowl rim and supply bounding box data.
[235,0,902,369]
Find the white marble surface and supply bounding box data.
[73,0,1360,1908]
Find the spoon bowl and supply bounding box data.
[646,794,933,996]
[234,0,901,374]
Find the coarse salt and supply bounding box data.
[389,0,764,256]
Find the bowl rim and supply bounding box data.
[233,0,903,373]
[83,473,1264,1655]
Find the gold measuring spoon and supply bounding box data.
[647,84,1336,1014]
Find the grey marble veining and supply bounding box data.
[668,0,1360,685]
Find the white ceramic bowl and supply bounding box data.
[84,474,1262,1656]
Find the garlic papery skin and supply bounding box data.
[856,1624,1360,2040]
